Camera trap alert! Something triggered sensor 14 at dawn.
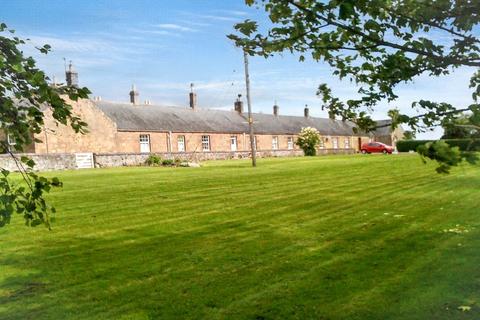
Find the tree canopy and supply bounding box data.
[229,0,480,170]
[442,110,480,139]
[0,23,90,228]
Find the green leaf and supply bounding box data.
[339,2,354,19]
[11,63,25,73]
[364,20,380,32]
[235,20,258,36]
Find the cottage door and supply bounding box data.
[139,134,151,153]
[230,136,237,151]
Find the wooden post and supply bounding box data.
[243,49,257,167]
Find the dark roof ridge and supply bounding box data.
[92,99,361,123]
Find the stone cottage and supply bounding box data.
[2,65,404,169]
[31,93,373,156]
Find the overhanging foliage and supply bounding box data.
[229,0,480,172]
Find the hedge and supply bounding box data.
[397,139,480,152]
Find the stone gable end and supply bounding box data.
[34,99,119,154]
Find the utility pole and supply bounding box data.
[243,49,257,167]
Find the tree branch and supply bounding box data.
[286,0,480,67]
[388,8,480,44]
[370,107,472,130]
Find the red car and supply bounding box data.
[361,142,394,154]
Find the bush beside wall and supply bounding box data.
[397,139,480,152]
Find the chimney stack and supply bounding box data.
[65,61,78,87]
[273,102,279,116]
[234,94,243,113]
[189,83,197,110]
[129,84,139,105]
[304,104,309,118]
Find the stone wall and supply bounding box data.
[93,150,305,168]
[94,148,355,168]
[0,148,356,171]
[317,148,356,155]
[0,153,76,171]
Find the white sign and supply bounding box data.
[75,153,94,169]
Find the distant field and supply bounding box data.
[0,154,479,319]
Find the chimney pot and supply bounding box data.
[189,92,197,110]
[304,105,309,118]
[234,94,243,113]
[129,84,139,105]
[273,104,279,116]
[65,61,78,87]
[189,83,197,110]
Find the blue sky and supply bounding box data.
[3,0,477,138]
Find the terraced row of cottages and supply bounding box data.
[28,88,402,157]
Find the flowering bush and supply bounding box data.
[296,127,320,156]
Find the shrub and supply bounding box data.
[397,139,480,152]
[162,159,174,166]
[145,154,161,166]
[444,139,480,151]
[417,140,463,174]
[396,140,433,152]
[296,127,320,156]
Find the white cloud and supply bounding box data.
[154,23,197,32]
[27,35,112,53]
[146,80,241,93]
[199,14,240,22]
[127,27,173,36]
[214,10,248,16]
[17,28,164,75]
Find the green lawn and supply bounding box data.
[1,155,479,319]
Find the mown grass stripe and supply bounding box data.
[1,155,479,319]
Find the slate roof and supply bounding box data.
[95,102,247,133]
[251,113,364,136]
[372,120,394,136]
[94,101,367,136]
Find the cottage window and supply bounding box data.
[319,138,325,149]
[344,138,350,149]
[177,135,185,152]
[332,137,339,149]
[287,137,294,150]
[201,135,210,151]
[139,134,150,153]
[272,136,279,150]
